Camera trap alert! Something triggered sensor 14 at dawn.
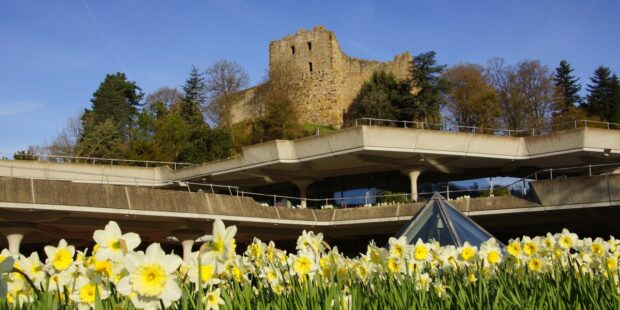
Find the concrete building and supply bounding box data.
[1,124,620,255]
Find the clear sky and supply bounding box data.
[1,0,619,156]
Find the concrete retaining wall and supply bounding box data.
[530,174,620,206]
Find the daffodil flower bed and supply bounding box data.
[1,220,620,309]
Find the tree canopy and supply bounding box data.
[584,66,620,123]
[442,63,499,129]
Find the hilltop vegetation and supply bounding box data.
[17,54,620,164]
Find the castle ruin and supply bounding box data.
[230,26,412,126]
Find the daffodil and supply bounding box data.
[296,230,325,253]
[291,252,317,278]
[388,236,408,259]
[479,239,502,267]
[44,239,75,273]
[556,229,578,250]
[188,252,221,288]
[116,243,183,309]
[412,239,430,262]
[522,237,539,257]
[459,242,477,263]
[507,240,522,257]
[205,219,237,265]
[528,258,543,272]
[203,288,225,310]
[415,272,431,291]
[69,276,110,310]
[93,220,141,262]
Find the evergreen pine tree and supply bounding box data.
[181,65,206,125]
[84,72,144,138]
[585,66,620,122]
[402,51,446,122]
[553,60,582,113]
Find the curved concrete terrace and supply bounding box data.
[174,126,620,187]
[1,174,619,253]
[2,126,618,190]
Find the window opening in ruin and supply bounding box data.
[308,42,312,50]
[309,62,313,72]
[291,46,295,55]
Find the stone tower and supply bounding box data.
[230,26,412,126]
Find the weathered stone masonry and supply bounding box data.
[231,26,412,126]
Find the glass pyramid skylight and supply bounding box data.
[395,193,498,247]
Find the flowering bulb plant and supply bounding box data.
[0,221,619,309]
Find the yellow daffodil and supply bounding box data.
[116,243,183,309]
[44,239,75,273]
[203,288,225,310]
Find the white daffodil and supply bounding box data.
[203,287,225,310]
[246,238,267,263]
[17,252,45,286]
[556,228,579,250]
[458,242,477,264]
[69,276,110,310]
[296,230,324,253]
[412,239,431,262]
[6,271,35,307]
[187,252,221,288]
[388,236,409,259]
[44,239,75,273]
[93,220,141,262]
[47,269,73,293]
[204,219,237,265]
[289,251,318,279]
[259,265,283,286]
[415,272,432,291]
[117,243,183,309]
[478,238,502,267]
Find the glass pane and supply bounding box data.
[443,204,493,247]
[400,204,455,246]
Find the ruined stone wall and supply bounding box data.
[232,26,412,126]
[229,87,257,124]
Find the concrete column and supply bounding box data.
[1,223,35,255]
[172,229,205,262]
[7,233,23,255]
[292,180,313,209]
[402,168,424,202]
[181,239,194,262]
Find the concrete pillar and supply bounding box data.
[181,239,194,262]
[1,223,35,255]
[7,233,23,255]
[172,229,205,262]
[402,168,424,202]
[292,180,313,209]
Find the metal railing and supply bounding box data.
[232,162,620,209]
[3,119,618,170]
[351,118,620,137]
[1,153,193,170]
[1,160,618,210]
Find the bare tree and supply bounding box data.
[516,60,554,131]
[46,113,83,158]
[145,87,183,109]
[485,58,553,132]
[204,60,250,126]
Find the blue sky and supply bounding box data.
[1,0,619,155]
